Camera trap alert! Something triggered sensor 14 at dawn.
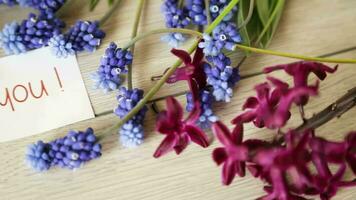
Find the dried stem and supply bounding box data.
[296,87,356,132]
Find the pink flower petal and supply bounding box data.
[231,123,244,144]
[222,160,236,185]
[173,134,189,155]
[171,48,192,65]
[212,121,234,146]
[185,125,209,147]
[166,97,183,122]
[153,134,177,158]
[212,147,228,166]
[192,47,204,66]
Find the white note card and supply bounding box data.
[0,47,95,142]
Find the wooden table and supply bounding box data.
[1,1,356,199]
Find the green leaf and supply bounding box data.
[255,0,270,26]
[90,0,100,11]
[255,0,285,48]
[90,0,115,11]
[237,0,252,47]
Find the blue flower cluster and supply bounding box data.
[49,20,105,57]
[186,89,218,129]
[0,0,17,6]
[161,0,190,47]
[204,53,240,102]
[91,42,133,93]
[114,87,148,148]
[160,0,240,49]
[0,12,64,54]
[209,0,237,21]
[18,0,66,12]
[26,128,102,171]
[199,22,241,56]
[186,0,207,25]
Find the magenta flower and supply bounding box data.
[211,122,248,185]
[166,47,206,101]
[153,97,209,158]
[211,121,269,185]
[232,77,319,129]
[264,61,337,105]
[254,131,314,200]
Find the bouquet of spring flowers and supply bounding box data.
[1,0,354,199]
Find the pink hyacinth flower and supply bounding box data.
[211,122,249,185]
[153,97,209,158]
[166,47,206,101]
[232,77,319,129]
[264,61,337,105]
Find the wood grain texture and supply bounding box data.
[0,1,356,200]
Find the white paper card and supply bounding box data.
[0,47,94,142]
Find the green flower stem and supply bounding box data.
[234,44,356,63]
[127,0,146,90]
[122,28,204,50]
[99,0,123,26]
[105,0,241,134]
[205,0,212,25]
[55,0,73,17]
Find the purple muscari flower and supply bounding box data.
[114,87,148,148]
[186,0,207,25]
[119,121,144,148]
[48,34,75,58]
[161,32,186,48]
[0,0,17,6]
[66,20,105,52]
[204,53,240,102]
[18,12,65,50]
[17,0,66,12]
[161,0,190,47]
[26,140,52,172]
[26,128,101,171]
[186,90,218,129]
[0,22,27,54]
[91,42,133,93]
[199,22,241,56]
[209,0,238,21]
[49,128,102,169]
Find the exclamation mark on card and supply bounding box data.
[54,67,64,92]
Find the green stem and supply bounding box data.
[105,0,241,134]
[234,44,356,63]
[55,0,72,17]
[99,0,123,26]
[122,28,203,50]
[205,0,212,25]
[127,0,146,90]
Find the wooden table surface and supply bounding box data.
[1,0,356,199]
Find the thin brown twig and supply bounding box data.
[296,87,356,132]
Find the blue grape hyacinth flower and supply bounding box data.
[26,140,52,172]
[26,128,101,171]
[48,34,75,58]
[186,0,207,25]
[204,53,240,102]
[91,42,133,93]
[199,22,241,56]
[66,20,105,53]
[186,90,218,129]
[209,0,238,21]
[114,87,148,148]
[0,22,27,55]
[161,0,191,47]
